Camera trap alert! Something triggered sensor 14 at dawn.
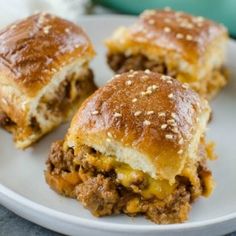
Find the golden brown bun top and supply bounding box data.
[128,9,227,62]
[0,13,95,97]
[68,71,208,179]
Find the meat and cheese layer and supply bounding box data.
[45,139,214,224]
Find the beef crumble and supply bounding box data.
[45,141,211,224]
[0,111,14,127]
[0,111,12,127]
[76,174,120,216]
[0,69,96,138]
[107,53,170,75]
[107,53,227,98]
[37,69,95,118]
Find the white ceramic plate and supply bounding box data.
[0,16,236,236]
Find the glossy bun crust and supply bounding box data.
[0,12,94,97]
[106,9,227,63]
[130,9,227,63]
[66,71,210,181]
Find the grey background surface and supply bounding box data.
[0,205,63,236]
[0,204,236,236]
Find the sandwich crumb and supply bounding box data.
[91,110,99,115]
[158,112,166,117]
[114,112,122,117]
[143,120,151,126]
[146,111,154,115]
[161,124,168,130]
[126,80,132,86]
[134,111,142,116]
[164,27,171,33]
[165,134,174,140]
[178,149,184,154]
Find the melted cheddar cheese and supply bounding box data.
[74,152,176,200]
[115,164,176,199]
[71,142,214,201]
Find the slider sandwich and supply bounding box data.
[106,9,228,98]
[0,13,96,148]
[45,70,215,224]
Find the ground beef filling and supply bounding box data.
[0,69,95,134]
[45,141,210,224]
[107,53,170,75]
[0,109,40,133]
[0,111,14,128]
[107,53,227,98]
[37,69,95,120]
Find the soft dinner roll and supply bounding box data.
[0,12,96,148]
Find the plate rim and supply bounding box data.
[0,15,236,233]
[1,182,236,232]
